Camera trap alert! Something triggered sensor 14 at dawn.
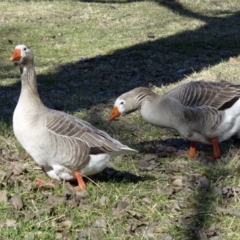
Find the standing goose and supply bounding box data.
[10,44,137,190]
[109,82,240,159]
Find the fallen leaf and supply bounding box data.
[0,170,6,181]
[213,187,222,196]
[129,222,147,235]
[75,190,89,200]
[60,219,72,227]
[126,209,142,220]
[233,186,240,193]
[140,223,158,238]
[47,195,65,206]
[64,189,74,200]
[142,154,157,161]
[209,236,219,240]
[173,200,181,211]
[99,195,109,206]
[67,198,79,208]
[166,186,182,198]
[115,201,128,210]
[34,180,55,189]
[161,235,173,240]
[0,190,8,204]
[11,194,23,210]
[194,228,208,240]
[113,200,129,215]
[138,159,156,171]
[229,148,239,157]
[10,152,20,160]
[78,227,105,239]
[5,219,17,227]
[92,218,106,228]
[55,232,63,239]
[18,151,29,160]
[229,56,240,64]
[197,176,209,187]
[24,231,42,240]
[205,223,218,238]
[23,211,36,222]
[11,162,26,176]
[147,32,155,38]
[141,197,151,205]
[222,185,234,198]
[172,178,183,187]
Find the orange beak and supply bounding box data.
[108,107,121,121]
[10,49,21,62]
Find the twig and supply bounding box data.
[32,214,65,228]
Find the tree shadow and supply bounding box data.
[130,133,240,239]
[41,0,240,109]
[1,1,240,238]
[2,1,239,124]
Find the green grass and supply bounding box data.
[0,0,240,239]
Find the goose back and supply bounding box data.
[166,81,240,110]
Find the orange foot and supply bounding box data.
[71,172,86,191]
[188,141,197,158]
[210,137,221,159]
[35,178,54,186]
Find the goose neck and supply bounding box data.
[20,63,39,97]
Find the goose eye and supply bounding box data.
[23,47,27,51]
[120,101,124,105]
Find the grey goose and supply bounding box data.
[10,44,137,190]
[109,82,240,159]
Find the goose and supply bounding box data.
[10,44,137,190]
[109,82,240,159]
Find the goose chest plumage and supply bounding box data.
[109,82,240,159]
[11,44,137,190]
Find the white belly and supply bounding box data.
[43,153,111,181]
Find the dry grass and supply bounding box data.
[0,0,240,239]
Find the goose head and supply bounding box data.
[10,44,33,66]
[109,97,126,121]
[109,92,139,121]
[109,87,154,121]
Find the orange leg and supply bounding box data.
[73,172,86,191]
[210,137,221,159]
[188,141,197,158]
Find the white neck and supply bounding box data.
[17,63,44,110]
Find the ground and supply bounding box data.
[0,0,240,239]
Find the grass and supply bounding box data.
[0,0,240,239]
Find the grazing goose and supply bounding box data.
[10,44,137,190]
[109,82,240,159]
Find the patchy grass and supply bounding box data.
[0,0,240,239]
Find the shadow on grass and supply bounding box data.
[68,167,154,187]
[1,1,240,238]
[130,131,240,238]
[133,134,240,238]
[1,1,240,123]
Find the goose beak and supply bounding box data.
[10,49,21,62]
[108,107,121,121]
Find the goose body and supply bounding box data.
[109,82,240,158]
[11,44,137,190]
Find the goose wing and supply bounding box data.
[46,110,126,153]
[166,81,240,110]
[44,110,128,169]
